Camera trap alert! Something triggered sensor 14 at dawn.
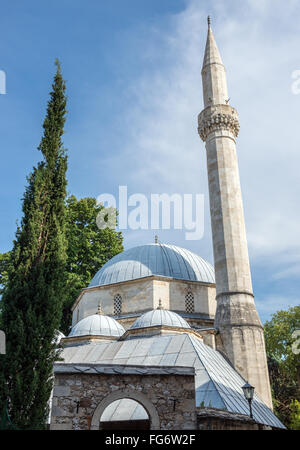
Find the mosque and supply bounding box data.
[50,19,285,430]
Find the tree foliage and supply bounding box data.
[0,197,124,336]
[290,399,300,430]
[61,195,123,334]
[264,305,300,428]
[0,252,12,298]
[0,252,13,326]
[0,60,68,429]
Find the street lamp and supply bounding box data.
[242,382,255,419]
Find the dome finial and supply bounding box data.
[207,15,211,28]
[157,298,163,310]
[155,235,159,244]
[97,301,103,315]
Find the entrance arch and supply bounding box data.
[100,398,149,430]
[90,389,160,430]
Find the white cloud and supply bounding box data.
[106,0,300,267]
[83,0,300,315]
[272,264,300,280]
[255,294,300,322]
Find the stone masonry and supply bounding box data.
[72,276,216,333]
[50,364,196,430]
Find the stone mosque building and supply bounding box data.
[50,20,285,430]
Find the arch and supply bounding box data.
[232,326,245,344]
[90,389,160,430]
[100,398,149,430]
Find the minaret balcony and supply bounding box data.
[198,104,240,142]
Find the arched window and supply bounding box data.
[114,294,122,315]
[185,292,194,313]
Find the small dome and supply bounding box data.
[130,309,191,330]
[69,313,125,338]
[89,243,215,287]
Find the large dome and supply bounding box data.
[89,243,215,287]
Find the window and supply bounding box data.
[114,294,122,315]
[185,292,194,313]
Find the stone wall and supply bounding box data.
[72,276,216,332]
[50,365,196,430]
[197,408,272,430]
[169,280,216,318]
[72,278,155,326]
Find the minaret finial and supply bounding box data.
[157,298,163,310]
[155,235,159,244]
[97,301,103,315]
[207,15,211,28]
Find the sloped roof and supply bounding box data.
[189,336,283,427]
[59,333,284,429]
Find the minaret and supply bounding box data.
[198,18,273,409]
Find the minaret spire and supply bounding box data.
[201,20,229,108]
[198,20,273,409]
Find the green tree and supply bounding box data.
[0,252,13,327]
[0,197,124,336]
[264,305,300,427]
[0,60,68,429]
[61,195,123,334]
[0,252,12,298]
[290,399,300,430]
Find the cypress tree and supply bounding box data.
[0,60,68,429]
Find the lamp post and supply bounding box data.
[242,382,255,419]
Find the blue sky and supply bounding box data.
[0,0,299,322]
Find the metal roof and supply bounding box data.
[88,243,215,287]
[59,333,284,428]
[130,309,191,330]
[189,336,284,428]
[68,314,125,338]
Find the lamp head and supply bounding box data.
[242,382,255,401]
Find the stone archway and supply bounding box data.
[90,389,160,430]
